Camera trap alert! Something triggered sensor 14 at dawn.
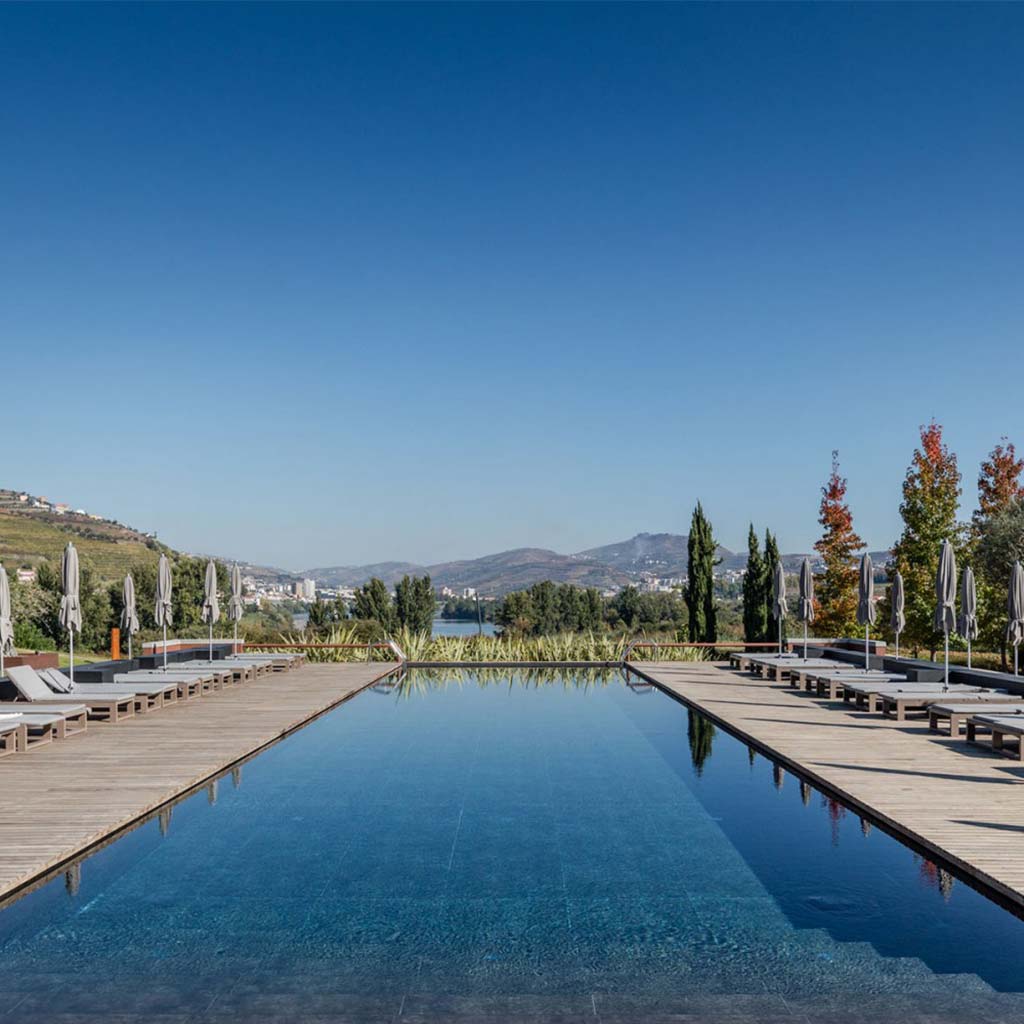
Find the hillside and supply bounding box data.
[574,532,741,575]
[0,500,161,582]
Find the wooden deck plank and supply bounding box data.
[632,661,1024,909]
[0,661,397,900]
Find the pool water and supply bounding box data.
[1,669,1023,1022]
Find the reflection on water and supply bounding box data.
[2,669,1024,1021]
[686,708,715,775]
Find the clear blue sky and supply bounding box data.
[2,3,1022,570]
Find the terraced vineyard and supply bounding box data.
[0,509,161,581]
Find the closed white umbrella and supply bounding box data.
[154,554,173,669]
[227,563,244,652]
[121,573,140,661]
[934,540,957,690]
[856,553,876,669]
[59,542,82,683]
[771,560,787,656]
[1008,561,1024,677]
[797,558,815,660]
[0,563,15,678]
[890,571,906,659]
[957,566,978,670]
[201,559,221,661]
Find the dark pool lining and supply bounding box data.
[623,663,1024,925]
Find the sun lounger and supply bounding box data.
[808,672,907,700]
[791,666,886,692]
[7,666,136,723]
[111,671,206,700]
[174,660,252,684]
[841,681,985,714]
[117,668,224,695]
[223,655,288,673]
[879,688,1011,722]
[0,702,89,740]
[0,713,26,756]
[966,714,1024,760]
[42,668,172,713]
[928,700,1024,735]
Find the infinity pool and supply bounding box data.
[1,669,1023,1022]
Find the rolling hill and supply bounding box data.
[0,499,162,582]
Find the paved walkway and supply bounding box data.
[631,660,1024,909]
[0,661,398,900]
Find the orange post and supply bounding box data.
[111,627,120,661]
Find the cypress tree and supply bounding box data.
[764,529,784,645]
[686,502,718,643]
[742,525,767,643]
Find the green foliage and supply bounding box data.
[763,529,785,645]
[742,525,767,643]
[353,577,397,632]
[35,559,113,651]
[685,502,718,643]
[394,574,436,633]
[495,581,607,636]
[975,500,1024,666]
[440,596,494,621]
[885,423,963,655]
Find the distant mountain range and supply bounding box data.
[303,533,893,596]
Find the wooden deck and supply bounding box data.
[632,660,1024,910]
[0,661,398,901]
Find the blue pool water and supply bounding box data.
[1,669,1023,1022]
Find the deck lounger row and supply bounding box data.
[44,668,180,713]
[811,673,909,700]
[928,700,1024,735]
[8,666,138,722]
[792,668,890,694]
[0,702,88,741]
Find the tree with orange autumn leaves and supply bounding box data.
[813,451,864,638]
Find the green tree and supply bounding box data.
[886,422,963,656]
[763,529,785,646]
[742,525,767,643]
[615,585,641,631]
[976,500,1024,669]
[685,502,718,643]
[353,577,396,632]
[394,574,435,632]
[495,589,534,634]
[35,559,114,652]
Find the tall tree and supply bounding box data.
[685,502,718,643]
[763,529,784,644]
[813,451,863,638]
[975,439,1024,527]
[394,574,436,633]
[742,525,767,643]
[353,577,396,632]
[972,439,1024,665]
[887,422,962,656]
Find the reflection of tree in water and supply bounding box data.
[821,795,847,846]
[687,709,715,776]
[916,856,955,900]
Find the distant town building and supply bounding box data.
[461,587,477,599]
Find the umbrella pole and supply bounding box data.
[967,637,972,670]
[162,624,167,670]
[209,621,213,662]
[803,621,807,661]
[1016,645,1019,677]
[69,630,74,685]
[944,630,949,690]
[233,620,238,654]
[865,625,869,669]
[778,618,782,657]
[128,633,132,661]
[895,631,900,661]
